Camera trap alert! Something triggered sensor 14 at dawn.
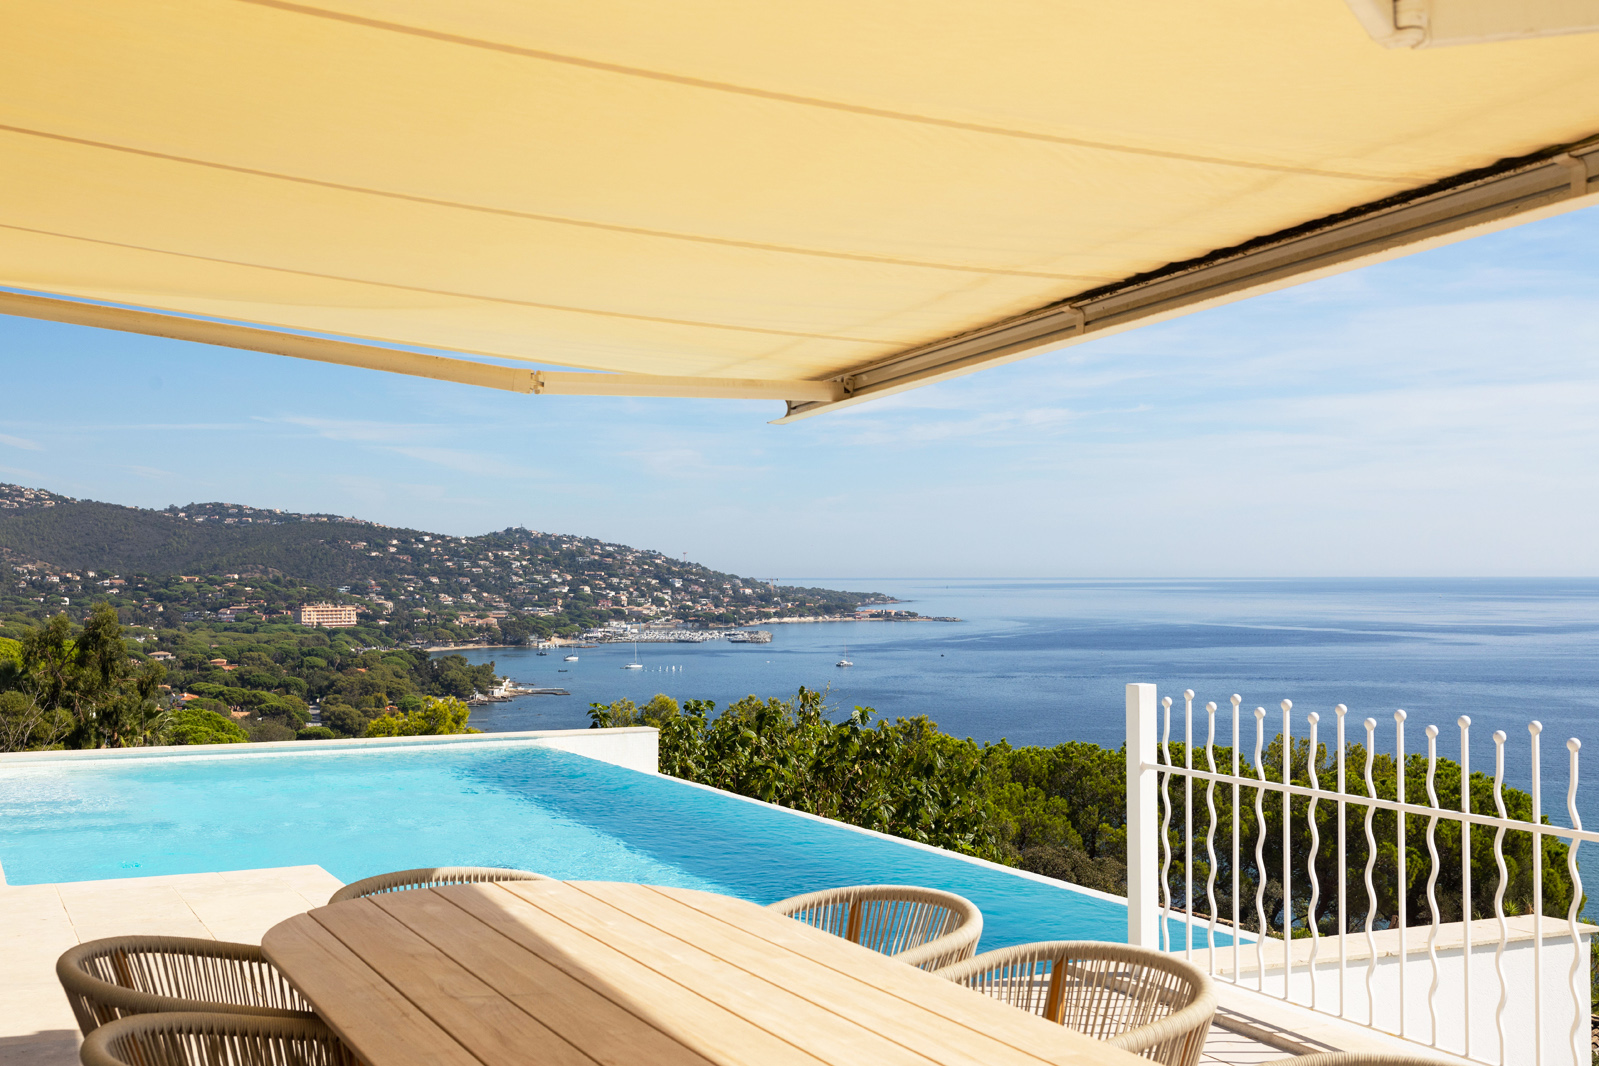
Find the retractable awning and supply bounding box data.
[2,0,1596,420]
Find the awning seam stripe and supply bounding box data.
[237,0,1400,183]
[0,124,1109,284]
[0,221,890,345]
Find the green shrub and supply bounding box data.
[166,706,247,746]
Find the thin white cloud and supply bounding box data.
[0,432,42,451]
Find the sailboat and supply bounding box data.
[836,646,853,667]
[623,641,643,669]
[563,654,579,662]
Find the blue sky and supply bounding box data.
[2,204,1597,579]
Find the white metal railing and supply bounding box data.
[1124,683,1592,1066]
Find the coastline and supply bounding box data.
[422,613,960,652]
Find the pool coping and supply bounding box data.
[0,726,659,765]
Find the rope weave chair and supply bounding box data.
[329,865,551,903]
[80,1010,357,1066]
[57,936,315,1037]
[936,941,1215,1066]
[767,885,982,970]
[1263,1055,1455,1066]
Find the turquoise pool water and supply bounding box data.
[0,741,1196,951]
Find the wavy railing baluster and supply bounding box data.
[1492,729,1509,1066]
[1565,738,1582,1066]
[1424,724,1441,1047]
[1185,688,1196,959]
[1205,700,1219,971]
[1306,710,1322,1011]
[1336,704,1348,1019]
[1282,698,1293,1001]
[1530,721,1543,1066]
[1232,694,1242,985]
[1160,695,1173,952]
[1459,716,1472,1061]
[1364,717,1379,1030]
[1396,709,1408,1040]
[1254,705,1268,993]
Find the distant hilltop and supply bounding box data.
[0,482,890,642]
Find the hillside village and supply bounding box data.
[0,483,891,646]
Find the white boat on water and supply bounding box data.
[836,658,853,667]
[623,642,643,669]
[564,655,579,662]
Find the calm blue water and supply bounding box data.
[0,741,1158,951]
[464,578,1599,884]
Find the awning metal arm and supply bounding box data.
[0,289,841,403]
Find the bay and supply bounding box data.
[459,577,1599,890]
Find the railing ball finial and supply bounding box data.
[1493,729,1506,743]
[1458,715,1471,728]
[1425,724,1439,739]
[1184,689,1195,701]
[1308,711,1320,725]
[1231,694,1241,707]
[1335,703,1347,718]
[1254,706,1266,720]
[1568,737,1581,753]
[1163,696,1172,710]
[1395,708,1407,723]
[1281,699,1293,712]
[1529,720,1543,736]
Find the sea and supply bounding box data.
[458,578,1599,887]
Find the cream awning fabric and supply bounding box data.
[2,0,1597,418]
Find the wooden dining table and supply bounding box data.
[261,880,1148,1066]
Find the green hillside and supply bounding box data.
[0,501,417,584]
[0,483,889,642]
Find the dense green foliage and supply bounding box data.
[364,696,477,737]
[0,611,504,749]
[592,690,1577,937]
[0,603,169,748]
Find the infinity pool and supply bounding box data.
[0,738,1161,951]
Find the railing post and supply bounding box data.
[1127,683,1159,947]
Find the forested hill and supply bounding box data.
[0,483,886,636]
[0,498,426,583]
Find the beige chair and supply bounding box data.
[1264,1056,1453,1066]
[57,936,314,1036]
[768,885,982,970]
[329,865,551,903]
[80,1010,356,1066]
[937,941,1215,1066]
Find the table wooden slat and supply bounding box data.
[262,914,480,1066]
[570,880,1057,1066]
[493,881,952,1066]
[654,884,1132,1066]
[266,881,1155,1066]
[373,887,716,1066]
[311,897,594,1066]
[442,883,828,1066]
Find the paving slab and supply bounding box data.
[0,865,341,1066]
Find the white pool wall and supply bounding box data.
[0,726,660,775]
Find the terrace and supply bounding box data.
[3,1,1597,1062]
[3,692,1582,1066]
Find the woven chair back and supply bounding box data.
[768,885,982,970]
[329,865,550,904]
[80,1010,357,1066]
[937,941,1215,1066]
[56,936,314,1036]
[1263,1055,1454,1066]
